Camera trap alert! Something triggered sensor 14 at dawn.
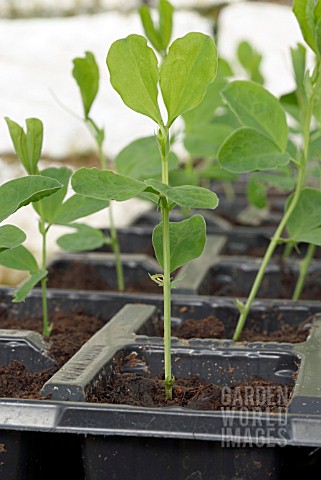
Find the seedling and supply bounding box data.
[1,117,108,335]
[0,160,62,272]
[218,0,321,339]
[71,51,125,291]
[72,30,219,399]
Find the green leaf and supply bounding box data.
[291,227,321,246]
[221,81,288,151]
[169,169,200,187]
[184,123,233,158]
[280,91,301,124]
[160,32,217,126]
[13,270,47,303]
[291,43,307,92]
[33,167,72,224]
[139,5,163,53]
[218,127,290,173]
[0,175,62,223]
[106,34,162,124]
[115,136,178,180]
[152,215,206,272]
[237,40,264,84]
[54,194,109,224]
[287,188,321,243]
[5,117,43,175]
[71,167,146,201]
[0,245,39,273]
[247,176,267,209]
[182,77,229,130]
[144,178,218,209]
[72,51,99,118]
[159,0,174,51]
[139,0,173,54]
[0,225,26,252]
[201,164,238,182]
[57,223,107,252]
[255,170,297,191]
[293,0,317,53]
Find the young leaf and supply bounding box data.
[293,0,318,54]
[218,127,290,173]
[159,0,174,52]
[152,215,206,272]
[0,245,39,273]
[184,123,233,158]
[72,51,99,118]
[13,270,47,303]
[237,40,264,84]
[145,178,218,209]
[0,225,26,252]
[182,76,229,130]
[221,81,288,151]
[71,167,146,201]
[160,32,217,126]
[54,194,109,224]
[57,224,106,252]
[106,34,162,124]
[115,136,178,180]
[0,175,62,223]
[286,188,321,244]
[139,0,173,54]
[5,117,43,175]
[33,167,72,224]
[139,5,162,53]
[247,176,267,209]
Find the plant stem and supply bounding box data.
[233,167,305,340]
[282,242,293,259]
[40,220,50,336]
[233,62,320,341]
[289,62,321,300]
[158,125,174,400]
[292,243,316,300]
[96,130,125,292]
[109,203,125,291]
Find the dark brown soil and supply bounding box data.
[172,315,225,339]
[86,372,293,412]
[47,261,161,294]
[210,265,321,300]
[0,310,105,399]
[240,319,310,343]
[171,315,310,343]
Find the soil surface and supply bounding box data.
[171,315,310,343]
[47,261,161,294]
[86,372,293,412]
[209,265,321,300]
[0,310,105,399]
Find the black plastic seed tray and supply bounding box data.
[1,289,321,478]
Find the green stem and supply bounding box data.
[40,221,50,336]
[233,167,305,341]
[282,242,293,260]
[233,61,320,341]
[109,202,125,292]
[289,61,321,300]
[96,131,125,292]
[158,126,174,400]
[292,243,316,300]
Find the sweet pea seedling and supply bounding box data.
[71,50,125,291]
[218,0,321,340]
[1,117,108,335]
[72,31,219,399]
[139,0,173,59]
